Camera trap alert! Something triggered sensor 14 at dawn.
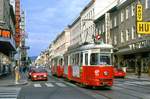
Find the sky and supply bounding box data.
[21,0,91,56]
[21,0,114,57]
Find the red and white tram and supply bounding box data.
[63,43,114,87]
[51,56,64,77]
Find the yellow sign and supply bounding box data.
[137,22,150,34]
[136,4,143,21]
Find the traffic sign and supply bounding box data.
[136,4,143,21]
[137,22,150,34]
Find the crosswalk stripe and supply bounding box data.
[0,87,21,99]
[34,84,41,87]
[55,83,67,87]
[45,83,54,87]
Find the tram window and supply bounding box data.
[75,53,79,65]
[64,56,68,66]
[59,58,63,66]
[90,53,98,65]
[80,52,83,66]
[99,55,111,65]
[85,53,88,65]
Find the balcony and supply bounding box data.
[0,29,16,56]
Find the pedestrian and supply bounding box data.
[137,59,141,78]
[23,66,26,73]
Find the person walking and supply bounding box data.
[137,58,141,78]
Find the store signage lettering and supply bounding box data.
[137,22,150,34]
[0,29,11,38]
[129,40,150,50]
[136,4,143,21]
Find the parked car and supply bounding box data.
[31,68,48,81]
[114,68,126,78]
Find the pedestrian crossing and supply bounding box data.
[33,82,67,88]
[0,87,21,99]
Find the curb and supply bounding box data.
[126,76,150,81]
[0,81,28,87]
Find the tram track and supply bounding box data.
[114,83,150,94]
[91,88,143,99]
[50,76,146,99]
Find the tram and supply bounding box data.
[63,43,114,87]
[51,56,64,77]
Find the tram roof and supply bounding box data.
[68,43,113,53]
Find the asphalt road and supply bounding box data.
[0,71,149,99]
[16,74,150,99]
[17,75,96,99]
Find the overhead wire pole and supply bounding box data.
[15,0,21,84]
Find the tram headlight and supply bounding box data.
[104,71,109,76]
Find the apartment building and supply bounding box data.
[0,0,16,75]
[51,27,70,58]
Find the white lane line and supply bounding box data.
[45,83,54,87]
[34,84,41,87]
[55,83,67,87]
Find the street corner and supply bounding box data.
[14,80,29,86]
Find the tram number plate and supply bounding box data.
[103,82,108,85]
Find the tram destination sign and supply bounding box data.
[137,22,150,34]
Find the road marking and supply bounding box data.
[55,83,67,87]
[45,83,54,87]
[0,87,21,99]
[34,84,41,87]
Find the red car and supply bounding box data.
[114,68,126,78]
[31,68,48,81]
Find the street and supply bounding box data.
[0,72,150,99]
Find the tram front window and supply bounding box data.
[90,53,111,65]
[99,55,111,65]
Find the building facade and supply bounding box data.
[0,0,16,75]
[95,0,150,74]
[51,27,70,59]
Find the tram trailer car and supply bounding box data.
[51,57,64,77]
[63,44,114,87]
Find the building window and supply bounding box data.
[131,3,135,16]
[126,7,129,19]
[121,10,124,22]
[126,29,129,41]
[131,26,135,39]
[145,0,150,9]
[121,31,124,43]
[114,16,117,27]
[114,35,117,45]
[110,19,112,29]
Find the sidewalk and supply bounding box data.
[0,73,28,87]
[126,73,150,81]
